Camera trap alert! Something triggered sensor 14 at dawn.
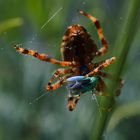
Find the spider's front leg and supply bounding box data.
[14,45,79,67]
[46,75,68,91]
[85,57,116,77]
[46,70,81,111]
[47,68,73,87]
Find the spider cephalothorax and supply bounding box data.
[15,10,122,111]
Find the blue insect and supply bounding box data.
[66,76,99,96]
[66,76,100,111]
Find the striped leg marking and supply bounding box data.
[46,76,68,91]
[67,96,80,111]
[15,45,78,67]
[47,68,73,87]
[79,10,108,56]
[85,57,116,77]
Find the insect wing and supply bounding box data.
[66,76,90,90]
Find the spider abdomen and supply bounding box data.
[61,25,98,65]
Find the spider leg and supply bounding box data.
[98,71,113,79]
[15,46,78,67]
[98,71,124,96]
[46,75,68,91]
[85,57,116,77]
[47,68,73,87]
[95,78,113,112]
[79,10,108,56]
[67,95,80,111]
[115,79,124,96]
[87,60,105,71]
[94,77,111,97]
[96,77,106,93]
[46,73,81,111]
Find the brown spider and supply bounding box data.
[15,10,123,111]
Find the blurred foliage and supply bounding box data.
[91,0,140,139]
[0,18,23,34]
[107,101,140,132]
[0,0,140,140]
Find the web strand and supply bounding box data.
[41,7,63,30]
[92,93,102,117]
[29,92,48,105]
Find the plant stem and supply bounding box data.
[91,0,140,140]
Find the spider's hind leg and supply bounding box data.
[98,71,124,96]
[95,77,114,112]
[79,10,108,56]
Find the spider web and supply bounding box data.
[28,7,63,46]
[26,7,64,104]
[29,92,48,105]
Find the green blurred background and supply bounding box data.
[0,0,140,140]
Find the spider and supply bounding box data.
[15,10,123,111]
